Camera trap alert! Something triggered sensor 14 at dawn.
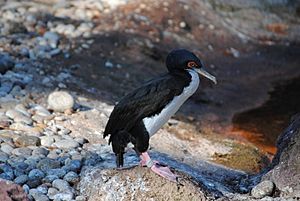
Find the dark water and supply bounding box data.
[232,76,300,153]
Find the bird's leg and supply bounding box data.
[116,153,124,168]
[140,152,178,182]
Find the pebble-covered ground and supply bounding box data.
[0,1,126,200]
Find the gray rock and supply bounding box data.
[53,139,79,149]
[251,180,275,198]
[27,179,42,188]
[83,152,103,166]
[43,175,59,183]
[0,81,13,95]
[63,159,81,172]
[47,187,59,200]
[37,158,61,171]
[5,109,21,119]
[12,147,32,156]
[0,164,14,180]
[52,179,71,191]
[7,156,25,166]
[29,188,50,201]
[15,136,41,147]
[0,53,14,74]
[47,91,74,112]
[0,143,14,154]
[33,105,51,117]
[32,147,49,156]
[0,151,9,162]
[49,48,61,56]
[9,85,23,97]
[10,122,41,136]
[43,31,60,49]
[46,168,67,178]
[10,161,29,170]
[15,104,31,117]
[32,114,46,124]
[14,174,29,185]
[37,184,48,194]
[14,115,33,125]
[14,168,27,177]
[75,195,86,201]
[40,136,55,147]
[63,171,79,184]
[53,191,74,201]
[28,169,45,180]
[74,137,88,145]
[24,157,39,168]
[260,115,300,198]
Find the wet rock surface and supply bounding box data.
[259,115,300,198]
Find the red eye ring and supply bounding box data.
[187,61,197,68]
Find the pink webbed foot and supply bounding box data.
[140,152,178,182]
[151,162,178,182]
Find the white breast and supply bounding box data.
[143,69,200,136]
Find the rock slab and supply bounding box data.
[79,166,209,201]
[261,114,300,198]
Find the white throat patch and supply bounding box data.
[143,69,200,136]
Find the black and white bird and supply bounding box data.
[104,49,217,182]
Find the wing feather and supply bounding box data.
[104,74,185,140]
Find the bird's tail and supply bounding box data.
[109,130,130,167]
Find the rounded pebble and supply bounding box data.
[47,91,74,112]
[251,180,275,199]
[63,171,79,184]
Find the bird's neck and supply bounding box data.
[169,69,193,84]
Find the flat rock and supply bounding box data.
[37,158,61,171]
[14,175,29,185]
[79,166,208,201]
[53,139,79,149]
[12,147,32,156]
[10,123,41,136]
[15,136,41,147]
[47,91,74,112]
[1,143,14,154]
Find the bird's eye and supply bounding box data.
[187,61,197,68]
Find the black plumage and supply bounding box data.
[103,49,216,169]
[104,72,191,166]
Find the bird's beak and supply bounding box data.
[194,68,217,84]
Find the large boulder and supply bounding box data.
[78,166,210,201]
[260,114,300,197]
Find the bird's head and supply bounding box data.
[166,49,217,84]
